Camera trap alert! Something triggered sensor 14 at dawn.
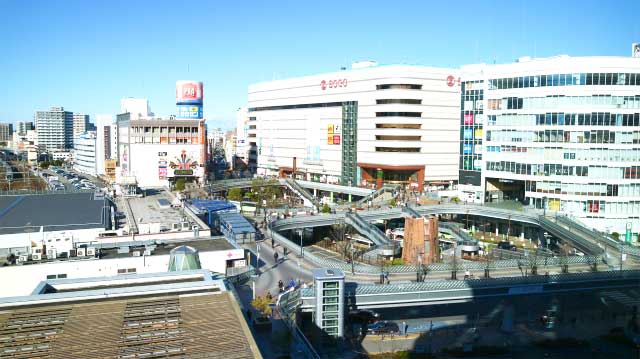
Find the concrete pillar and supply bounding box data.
[330,191,334,202]
[313,188,317,197]
[348,193,352,202]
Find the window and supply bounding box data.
[376,123,421,129]
[375,135,421,141]
[376,112,421,117]
[375,147,420,152]
[376,99,422,105]
[376,84,422,90]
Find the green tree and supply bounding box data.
[389,198,397,207]
[321,203,331,213]
[611,232,620,241]
[174,178,186,191]
[39,161,50,169]
[451,196,461,203]
[227,187,243,201]
[250,178,283,207]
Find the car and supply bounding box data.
[349,309,380,324]
[498,241,517,251]
[367,321,399,335]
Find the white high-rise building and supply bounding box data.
[34,106,74,151]
[16,121,33,136]
[458,54,640,235]
[120,98,152,120]
[235,107,251,170]
[247,63,460,189]
[73,132,97,176]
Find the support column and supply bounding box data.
[330,191,334,202]
[313,188,317,197]
[417,167,425,191]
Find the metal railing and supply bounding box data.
[284,178,320,209]
[344,212,389,246]
[356,184,399,206]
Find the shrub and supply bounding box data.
[174,178,186,191]
[321,203,331,213]
[227,187,243,201]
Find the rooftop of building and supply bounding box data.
[98,238,236,260]
[123,190,207,233]
[0,270,262,359]
[0,192,106,235]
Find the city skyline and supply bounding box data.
[1,0,639,130]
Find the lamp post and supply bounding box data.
[417,252,423,282]
[298,228,304,258]
[350,246,355,275]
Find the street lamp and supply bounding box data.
[298,228,304,258]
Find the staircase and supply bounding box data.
[283,178,320,209]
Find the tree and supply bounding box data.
[174,178,186,191]
[39,161,50,169]
[321,203,331,213]
[451,196,461,203]
[250,178,282,207]
[227,187,243,201]
[389,198,397,207]
[330,223,353,259]
[251,296,272,317]
[611,232,620,241]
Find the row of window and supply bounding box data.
[375,135,421,141]
[377,84,422,90]
[486,95,640,111]
[484,146,640,163]
[375,147,420,152]
[487,112,640,127]
[376,112,421,117]
[531,196,640,217]
[376,99,422,105]
[486,129,640,144]
[487,72,640,90]
[486,161,640,179]
[376,123,421,129]
[530,181,640,198]
[131,126,200,134]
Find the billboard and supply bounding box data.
[176,105,203,119]
[176,81,203,105]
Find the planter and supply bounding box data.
[253,316,272,331]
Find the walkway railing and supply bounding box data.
[284,178,320,209]
[344,212,390,246]
[356,184,399,206]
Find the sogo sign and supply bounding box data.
[321,78,348,90]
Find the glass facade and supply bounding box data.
[467,63,640,234]
[459,81,484,186]
[341,101,358,186]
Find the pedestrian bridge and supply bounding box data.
[279,270,640,314]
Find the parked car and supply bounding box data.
[349,309,380,324]
[498,241,517,251]
[367,321,399,335]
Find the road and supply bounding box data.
[243,230,314,298]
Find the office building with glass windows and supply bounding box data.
[458,54,640,235]
[247,62,460,190]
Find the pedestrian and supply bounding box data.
[246,309,252,321]
[278,280,284,292]
[274,251,279,264]
[271,237,274,248]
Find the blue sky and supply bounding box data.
[1,0,639,130]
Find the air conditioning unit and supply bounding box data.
[18,255,28,263]
[132,251,141,257]
[143,249,152,256]
[181,222,190,229]
[77,248,86,256]
[172,223,181,230]
[47,249,57,259]
[86,247,95,256]
[32,253,41,261]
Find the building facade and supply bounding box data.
[16,121,33,136]
[116,115,207,188]
[34,106,74,151]
[0,123,13,142]
[72,113,90,144]
[95,114,117,176]
[73,132,97,176]
[247,63,460,190]
[458,55,640,235]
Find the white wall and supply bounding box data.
[129,144,205,188]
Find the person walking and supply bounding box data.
[274,251,279,264]
[246,309,252,322]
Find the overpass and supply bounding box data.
[207,178,373,198]
[281,270,640,313]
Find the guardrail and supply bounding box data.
[356,184,399,206]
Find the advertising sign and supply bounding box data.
[463,128,473,140]
[176,105,203,119]
[326,123,341,145]
[464,114,474,125]
[626,222,632,244]
[463,144,472,155]
[176,81,203,104]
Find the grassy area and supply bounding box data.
[370,351,431,359]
